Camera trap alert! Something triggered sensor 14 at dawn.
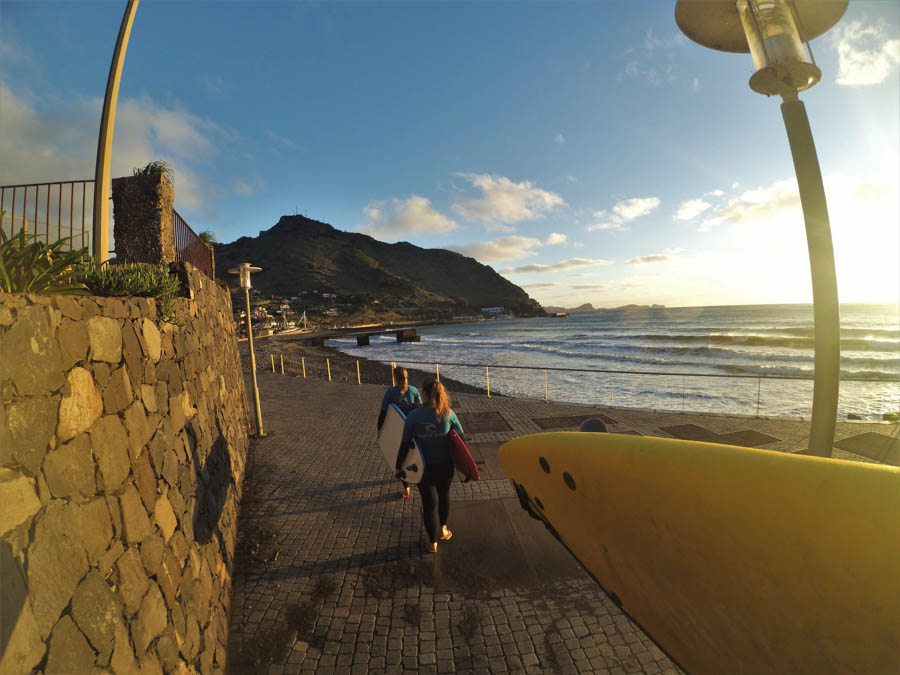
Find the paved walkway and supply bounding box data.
[226,372,898,674]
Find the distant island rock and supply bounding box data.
[544,303,665,313]
[214,215,544,316]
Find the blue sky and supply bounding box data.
[1,1,898,308]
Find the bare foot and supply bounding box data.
[430,542,438,553]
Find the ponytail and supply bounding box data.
[394,366,408,394]
[430,381,451,419]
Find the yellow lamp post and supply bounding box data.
[675,0,848,457]
[229,263,266,437]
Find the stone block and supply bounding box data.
[158,549,182,607]
[110,622,138,675]
[156,629,180,671]
[122,322,144,387]
[123,400,155,461]
[92,414,131,492]
[142,318,162,362]
[169,530,189,568]
[0,544,44,675]
[0,469,41,538]
[28,501,89,637]
[42,433,96,499]
[133,451,158,512]
[58,317,89,370]
[71,569,122,655]
[2,394,57,474]
[117,547,150,616]
[162,450,179,488]
[93,360,112,387]
[120,483,153,544]
[88,315,123,362]
[99,540,125,577]
[140,532,165,576]
[0,305,64,395]
[154,490,178,543]
[155,380,169,416]
[80,496,114,565]
[106,494,123,538]
[131,582,167,656]
[104,365,134,415]
[139,651,164,675]
[141,384,158,413]
[169,394,186,433]
[57,366,103,442]
[45,615,96,675]
[54,295,84,320]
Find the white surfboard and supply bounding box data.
[379,403,425,484]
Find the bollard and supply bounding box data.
[486,366,491,398]
[302,356,306,378]
[610,374,614,407]
[271,354,275,373]
[544,369,549,402]
[436,364,440,381]
[357,360,361,385]
[327,358,331,382]
[391,362,396,386]
[280,354,284,375]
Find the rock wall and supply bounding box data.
[0,264,250,674]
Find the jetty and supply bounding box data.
[273,324,422,347]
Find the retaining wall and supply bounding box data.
[0,264,250,674]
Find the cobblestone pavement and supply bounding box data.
[226,372,897,674]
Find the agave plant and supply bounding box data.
[0,227,89,295]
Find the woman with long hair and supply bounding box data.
[397,378,464,552]
[377,366,422,498]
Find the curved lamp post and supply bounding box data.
[675,0,848,457]
[229,263,266,437]
[93,0,140,263]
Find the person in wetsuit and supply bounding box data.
[377,366,422,499]
[397,378,463,552]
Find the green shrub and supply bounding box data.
[132,160,174,184]
[76,261,181,322]
[0,226,89,295]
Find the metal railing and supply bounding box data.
[173,209,214,279]
[245,347,900,420]
[0,180,94,250]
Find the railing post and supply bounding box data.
[357,360,361,385]
[270,354,275,373]
[486,366,490,398]
[327,358,332,382]
[391,362,396,386]
[436,364,440,381]
[302,357,306,378]
[544,369,549,402]
[682,375,686,413]
[757,378,762,417]
[610,374,614,407]
[280,355,284,374]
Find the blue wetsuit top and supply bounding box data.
[380,385,422,415]
[399,406,464,467]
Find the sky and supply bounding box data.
[1,1,898,309]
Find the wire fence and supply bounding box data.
[242,347,900,420]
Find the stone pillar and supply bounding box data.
[111,173,175,264]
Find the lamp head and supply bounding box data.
[675,0,848,97]
[227,262,262,289]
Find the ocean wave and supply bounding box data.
[719,363,900,381]
[640,333,899,352]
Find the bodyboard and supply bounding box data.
[378,403,425,484]
[448,429,480,482]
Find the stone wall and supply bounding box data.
[0,264,250,674]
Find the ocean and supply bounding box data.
[328,304,900,420]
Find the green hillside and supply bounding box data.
[214,215,543,315]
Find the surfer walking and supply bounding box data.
[397,378,464,553]
[377,366,423,499]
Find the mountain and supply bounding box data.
[544,303,595,313]
[214,215,543,315]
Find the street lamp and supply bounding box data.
[675,0,848,457]
[229,262,266,437]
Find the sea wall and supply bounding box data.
[0,264,250,674]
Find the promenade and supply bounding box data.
[225,371,898,674]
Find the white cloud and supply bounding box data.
[705,189,725,197]
[692,78,700,92]
[501,257,613,274]
[702,178,800,231]
[555,133,566,145]
[233,179,255,196]
[522,282,561,289]
[546,232,567,245]
[644,29,688,51]
[566,175,577,182]
[448,236,542,263]
[264,128,298,150]
[572,241,584,248]
[832,20,900,86]
[571,284,609,290]
[451,173,565,224]
[626,254,673,265]
[674,198,712,221]
[588,196,660,231]
[360,195,457,239]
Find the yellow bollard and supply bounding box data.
[280,354,284,374]
[327,358,331,382]
[436,364,440,381]
[610,374,614,407]
[391,362,396,386]
[486,366,491,398]
[357,360,361,385]
[302,357,306,378]
[270,354,275,373]
[544,369,549,402]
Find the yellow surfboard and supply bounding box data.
[499,432,900,673]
